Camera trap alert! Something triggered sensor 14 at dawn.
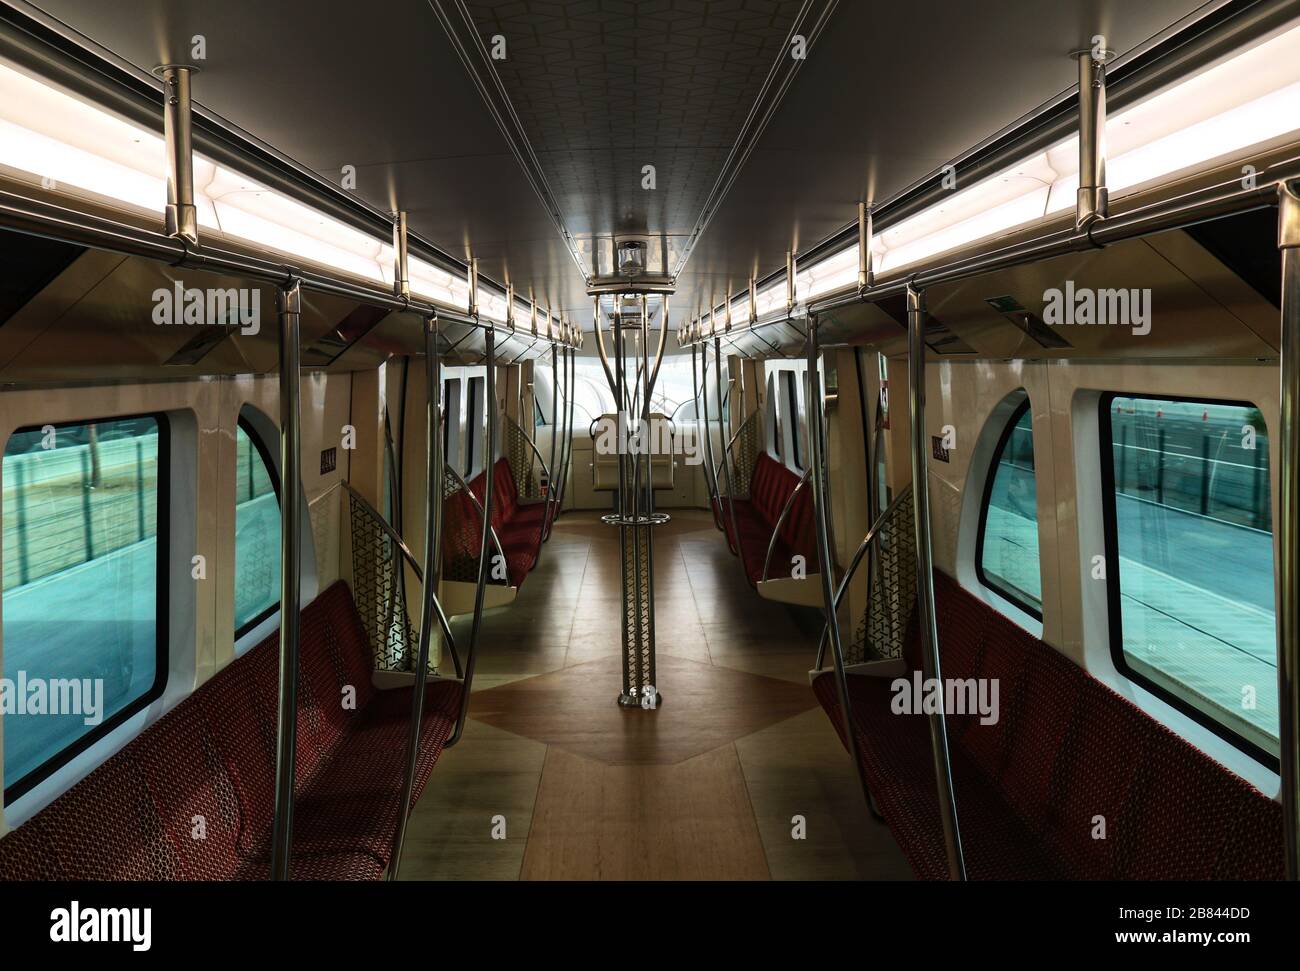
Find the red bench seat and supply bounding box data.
[713,453,815,585]
[813,570,1283,880]
[0,580,460,880]
[444,458,544,587]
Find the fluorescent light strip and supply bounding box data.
[726,20,1300,317]
[0,58,479,314]
[5,22,1300,328]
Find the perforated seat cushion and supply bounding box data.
[713,455,817,585]
[0,580,460,881]
[813,570,1283,880]
[450,459,543,588]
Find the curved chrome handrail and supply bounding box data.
[592,300,619,397]
[710,398,753,493]
[504,414,555,502]
[760,467,813,582]
[443,464,509,581]
[503,413,557,562]
[813,485,913,670]
[340,480,462,680]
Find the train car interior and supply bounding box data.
[1,0,1299,937]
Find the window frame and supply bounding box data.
[974,397,1043,621]
[764,371,780,462]
[3,412,171,805]
[1098,390,1277,769]
[466,375,484,477]
[784,370,803,471]
[233,413,282,640]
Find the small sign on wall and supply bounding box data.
[930,436,950,463]
[320,447,338,475]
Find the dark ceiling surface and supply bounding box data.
[27,0,1219,331]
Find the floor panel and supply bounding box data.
[400,508,908,880]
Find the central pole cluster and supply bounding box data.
[594,293,670,708]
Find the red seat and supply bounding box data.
[0,580,459,881]
[442,458,545,588]
[813,570,1283,880]
[713,454,816,585]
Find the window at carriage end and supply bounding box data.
[976,399,1042,619]
[783,370,803,471]
[764,372,780,461]
[1101,394,1277,765]
[234,416,280,637]
[2,415,168,804]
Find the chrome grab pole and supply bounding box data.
[158,63,198,244]
[1278,181,1300,881]
[907,284,967,881]
[388,314,443,880]
[447,325,496,747]
[555,345,574,517]
[761,468,812,582]
[1075,47,1110,229]
[556,344,575,515]
[715,338,743,556]
[640,296,658,699]
[693,343,724,530]
[269,280,303,881]
[545,343,560,537]
[806,316,872,811]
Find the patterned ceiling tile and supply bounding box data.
[461,0,808,261]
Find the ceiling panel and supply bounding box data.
[678,0,1217,321]
[24,0,1223,343]
[26,0,591,317]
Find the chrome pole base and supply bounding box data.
[616,689,663,709]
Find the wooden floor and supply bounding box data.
[399,508,912,880]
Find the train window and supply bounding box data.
[764,372,779,460]
[2,415,168,803]
[443,377,463,476]
[1100,394,1277,763]
[466,375,484,476]
[234,417,280,636]
[784,371,803,470]
[975,400,1042,618]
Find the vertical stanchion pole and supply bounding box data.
[448,324,495,747]
[640,295,657,699]
[1276,181,1300,880]
[907,284,966,881]
[545,343,560,537]
[615,311,635,704]
[695,342,723,530]
[715,337,742,558]
[554,344,569,517]
[806,315,873,811]
[269,279,303,881]
[389,314,442,880]
[565,343,576,502]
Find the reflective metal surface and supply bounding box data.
[906,285,966,881]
